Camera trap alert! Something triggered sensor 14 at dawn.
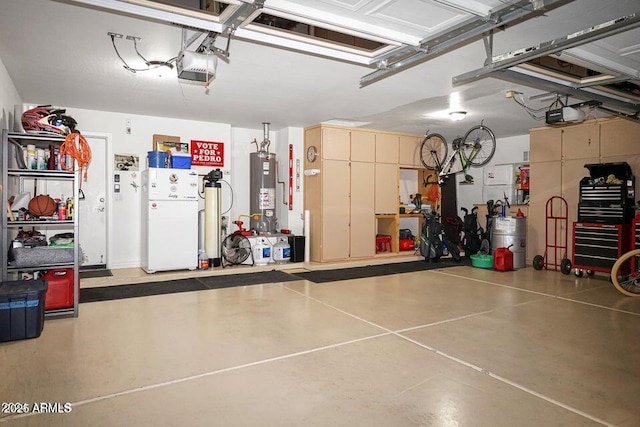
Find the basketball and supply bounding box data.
[28,195,57,217]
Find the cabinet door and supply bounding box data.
[600,118,640,157]
[322,127,350,161]
[562,122,599,160]
[527,161,562,263]
[350,131,375,163]
[530,128,562,163]
[350,162,375,258]
[375,133,399,164]
[375,163,398,214]
[399,135,422,167]
[562,157,598,260]
[322,160,350,260]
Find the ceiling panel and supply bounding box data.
[367,0,466,33]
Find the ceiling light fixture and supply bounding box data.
[449,111,467,121]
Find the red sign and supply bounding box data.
[190,140,224,167]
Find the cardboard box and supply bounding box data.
[152,134,189,155]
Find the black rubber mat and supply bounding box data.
[79,260,470,303]
[79,271,301,303]
[291,257,471,283]
[80,278,208,303]
[198,270,301,289]
[80,269,113,279]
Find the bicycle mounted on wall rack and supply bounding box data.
[419,121,496,184]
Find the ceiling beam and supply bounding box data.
[219,0,265,35]
[359,0,572,88]
[493,68,640,114]
[452,13,640,87]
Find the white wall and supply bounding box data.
[275,127,304,235]
[456,134,530,213]
[0,57,21,131]
[230,126,305,236]
[66,107,303,269]
[65,107,232,268]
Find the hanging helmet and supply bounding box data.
[21,106,78,135]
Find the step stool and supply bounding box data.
[376,234,392,253]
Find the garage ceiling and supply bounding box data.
[0,0,638,140]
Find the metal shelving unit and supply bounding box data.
[1,129,80,318]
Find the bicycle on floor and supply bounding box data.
[419,121,496,184]
[610,249,640,297]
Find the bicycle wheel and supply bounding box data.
[420,133,448,170]
[611,248,640,297]
[462,125,496,167]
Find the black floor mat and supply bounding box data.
[198,270,300,289]
[80,269,113,279]
[78,259,470,303]
[80,278,208,303]
[291,257,471,283]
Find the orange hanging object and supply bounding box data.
[60,132,92,180]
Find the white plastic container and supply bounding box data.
[273,237,291,264]
[252,237,272,266]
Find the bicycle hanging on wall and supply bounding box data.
[419,121,496,184]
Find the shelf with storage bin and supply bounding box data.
[2,129,81,318]
[375,214,398,254]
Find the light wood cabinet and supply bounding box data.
[527,161,562,263]
[527,117,640,263]
[600,119,640,157]
[351,162,376,258]
[399,135,423,168]
[321,160,350,260]
[305,124,430,262]
[375,163,398,214]
[321,127,350,160]
[351,131,375,163]
[561,122,600,160]
[530,127,562,162]
[375,133,399,164]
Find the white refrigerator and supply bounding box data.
[141,168,199,273]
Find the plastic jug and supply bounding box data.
[493,247,514,271]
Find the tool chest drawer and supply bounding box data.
[578,162,635,224]
[572,222,630,272]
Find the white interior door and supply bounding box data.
[78,135,107,268]
[45,134,108,268]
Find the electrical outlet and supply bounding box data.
[107,32,123,38]
[126,35,141,41]
[126,118,131,134]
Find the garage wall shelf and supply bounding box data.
[1,129,81,318]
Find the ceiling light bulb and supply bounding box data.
[449,111,467,121]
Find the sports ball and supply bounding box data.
[28,195,57,217]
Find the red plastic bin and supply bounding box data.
[42,269,75,310]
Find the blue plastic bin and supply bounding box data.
[148,151,167,168]
[0,280,47,342]
[171,154,192,169]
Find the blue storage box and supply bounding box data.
[0,280,47,342]
[171,154,192,169]
[148,151,168,168]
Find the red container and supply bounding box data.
[42,269,75,310]
[399,239,414,251]
[493,247,514,272]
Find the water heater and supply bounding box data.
[250,123,277,233]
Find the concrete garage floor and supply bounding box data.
[1,264,640,426]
